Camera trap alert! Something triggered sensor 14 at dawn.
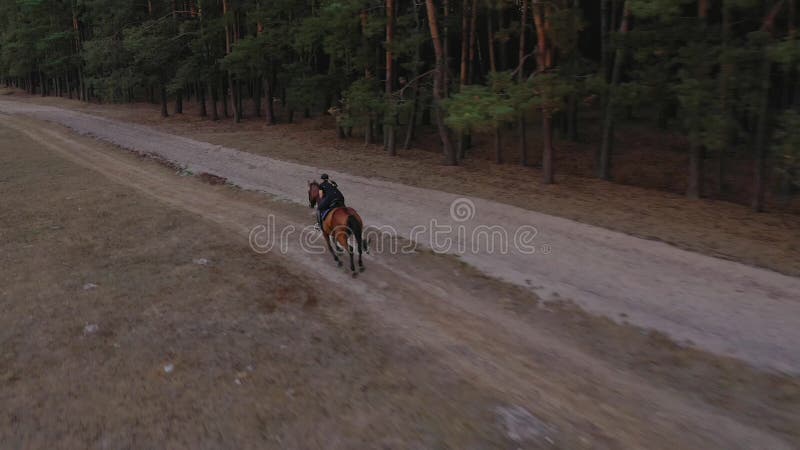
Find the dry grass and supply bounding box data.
[0,122,510,448]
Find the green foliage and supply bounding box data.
[295,0,361,63]
[674,77,716,140]
[81,36,137,101]
[769,38,800,69]
[124,18,184,84]
[673,39,720,141]
[772,110,800,186]
[337,77,383,128]
[0,0,796,207]
[445,72,532,132]
[222,36,266,77]
[529,72,573,115]
[547,6,584,56]
[628,0,692,20]
[288,73,335,112]
[444,85,503,132]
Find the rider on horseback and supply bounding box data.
[316,173,345,230]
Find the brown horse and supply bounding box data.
[308,181,366,275]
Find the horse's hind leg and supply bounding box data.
[348,244,356,274]
[324,233,341,266]
[357,236,364,272]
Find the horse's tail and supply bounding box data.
[346,213,364,252]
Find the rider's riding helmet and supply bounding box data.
[320,173,329,180]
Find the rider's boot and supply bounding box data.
[314,210,323,231]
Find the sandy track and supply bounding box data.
[1,100,798,374]
[2,113,799,448]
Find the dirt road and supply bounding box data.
[1,111,800,448]
[1,100,798,374]
[0,119,520,449]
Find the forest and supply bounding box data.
[0,0,798,211]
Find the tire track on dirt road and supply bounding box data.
[2,114,796,449]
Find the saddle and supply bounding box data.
[320,199,344,222]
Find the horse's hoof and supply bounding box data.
[351,272,358,278]
[337,261,342,267]
[359,267,365,273]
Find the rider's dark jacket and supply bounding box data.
[318,180,345,214]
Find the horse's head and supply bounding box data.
[308,181,320,208]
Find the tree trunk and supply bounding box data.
[541,115,554,183]
[460,0,470,86]
[237,80,244,119]
[487,10,497,73]
[519,115,528,166]
[458,0,475,158]
[160,85,169,117]
[199,82,207,117]
[253,78,262,117]
[597,1,630,180]
[601,0,609,81]
[404,82,419,149]
[425,0,457,165]
[747,0,785,209]
[500,7,510,70]
[467,0,478,84]
[698,0,709,18]
[222,80,229,117]
[210,81,219,121]
[386,121,397,154]
[71,1,83,101]
[405,1,423,150]
[77,69,85,102]
[611,0,618,31]
[533,0,555,183]
[752,57,772,212]
[264,74,276,124]
[175,92,183,114]
[687,0,710,198]
[442,0,450,98]
[487,8,500,164]
[717,0,732,196]
[687,142,703,199]
[494,125,502,164]
[361,10,370,78]
[386,0,397,156]
[422,95,432,125]
[518,0,529,166]
[223,0,239,123]
[567,94,578,141]
[784,0,796,108]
